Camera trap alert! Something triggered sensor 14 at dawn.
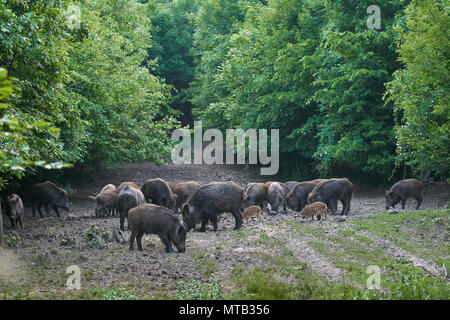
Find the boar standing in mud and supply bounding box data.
[31,181,70,218]
[141,178,176,209]
[168,181,201,213]
[6,194,24,229]
[243,183,269,209]
[307,178,354,216]
[128,203,186,253]
[182,181,243,232]
[301,202,328,221]
[242,205,262,223]
[385,179,425,210]
[286,179,327,212]
[268,182,286,214]
[117,185,145,231]
[89,184,118,218]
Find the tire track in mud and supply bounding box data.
[356,231,446,278]
[259,222,346,283]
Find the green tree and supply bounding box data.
[386,0,449,179]
[147,0,198,125]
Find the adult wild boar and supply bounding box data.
[128,203,186,253]
[141,178,176,209]
[243,183,269,209]
[6,194,24,229]
[286,179,328,212]
[385,179,425,210]
[182,181,243,232]
[168,181,201,213]
[268,182,286,213]
[31,181,70,218]
[307,178,354,216]
[117,185,145,231]
[89,184,118,218]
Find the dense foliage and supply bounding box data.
[0,0,448,187]
[386,0,449,179]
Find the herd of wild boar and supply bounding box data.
[4,178,426,253]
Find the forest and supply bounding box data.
[0,0,449,302]
[1,0,449,190]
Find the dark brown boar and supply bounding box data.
[128,203,186,253]
[168,181,201,213]
[385,179,425,210]
[117,185,145,231]
[31,181,70,218]
[286,179,327,211]
[182,181,243,232]
[6,194,24,229]
[307,178,354,216]
[141,178,176,209]
[243,183,269,209]
[89,184,118,218]
[268,182,286,214]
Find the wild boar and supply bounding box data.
[6,194,24,229]
[141,178,176,209]
[286,179,327,211]
[168,181,201,213]
[385,179,425,210]
[243,183,269,209]
[242,205,262,223]
[182,181,243,232]
[89,184,118,218]
[307,178,354,216]
[128,203,186,253]
[301,202,328,220]
[31,181,70,218]
[117,185,145,231]
[268,182,286,213]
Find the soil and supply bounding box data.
[0,162,448,297]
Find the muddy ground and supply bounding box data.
[0,162,448,299]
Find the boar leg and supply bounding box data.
[329,200,337,216]
[210,215,218,232]
[129,231,137,251]
[231,209,242,230]
[136,232,144,251]
[414,196,423,210]
[159,233,174,253]
[120,214,125,232]
[37,205,45,218]
[200,217,208,232]
[19,217,24,229]
[44,205,52,217]
[53,206,61,218]
[401,198,406,210]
